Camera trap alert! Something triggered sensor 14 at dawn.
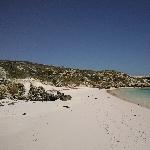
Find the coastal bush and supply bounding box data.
[0,67,7,79]
[28,84,72,101]
[28,84,57,101]
[0,85,7,99]
[7,82,25,99]
[1,60,150,89]
[28,84,40,101]
[0,78,9,85]
[60,94,72,101]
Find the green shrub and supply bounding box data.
[7,82,25,99]
[0,67,6,79]
[28,84,46,101]
[28,84,59,101]
[0,85,7,99]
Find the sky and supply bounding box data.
[0,0,150,75]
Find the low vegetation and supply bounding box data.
[0,60,149,101]
[0,85,7,99]
[7,82,26,100]
[28,84,58,101]
[0,81,25,100]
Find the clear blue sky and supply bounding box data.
[0,0,150,75]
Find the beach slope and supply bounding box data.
[0,87,150,150]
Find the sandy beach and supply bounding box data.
[0,87,150,150]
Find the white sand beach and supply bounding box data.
[0,86,150,150]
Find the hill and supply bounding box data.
[0,60,150,88]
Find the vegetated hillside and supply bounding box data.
[0,60,150,88]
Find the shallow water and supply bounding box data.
[109,88,150,108]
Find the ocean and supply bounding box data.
[109,88,150,108]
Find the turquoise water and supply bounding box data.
[111,88,150,108]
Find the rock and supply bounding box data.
[63,105,70,108]
[8,102,15,105]
[22,113,26,115]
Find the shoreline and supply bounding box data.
[107,88,150,109]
